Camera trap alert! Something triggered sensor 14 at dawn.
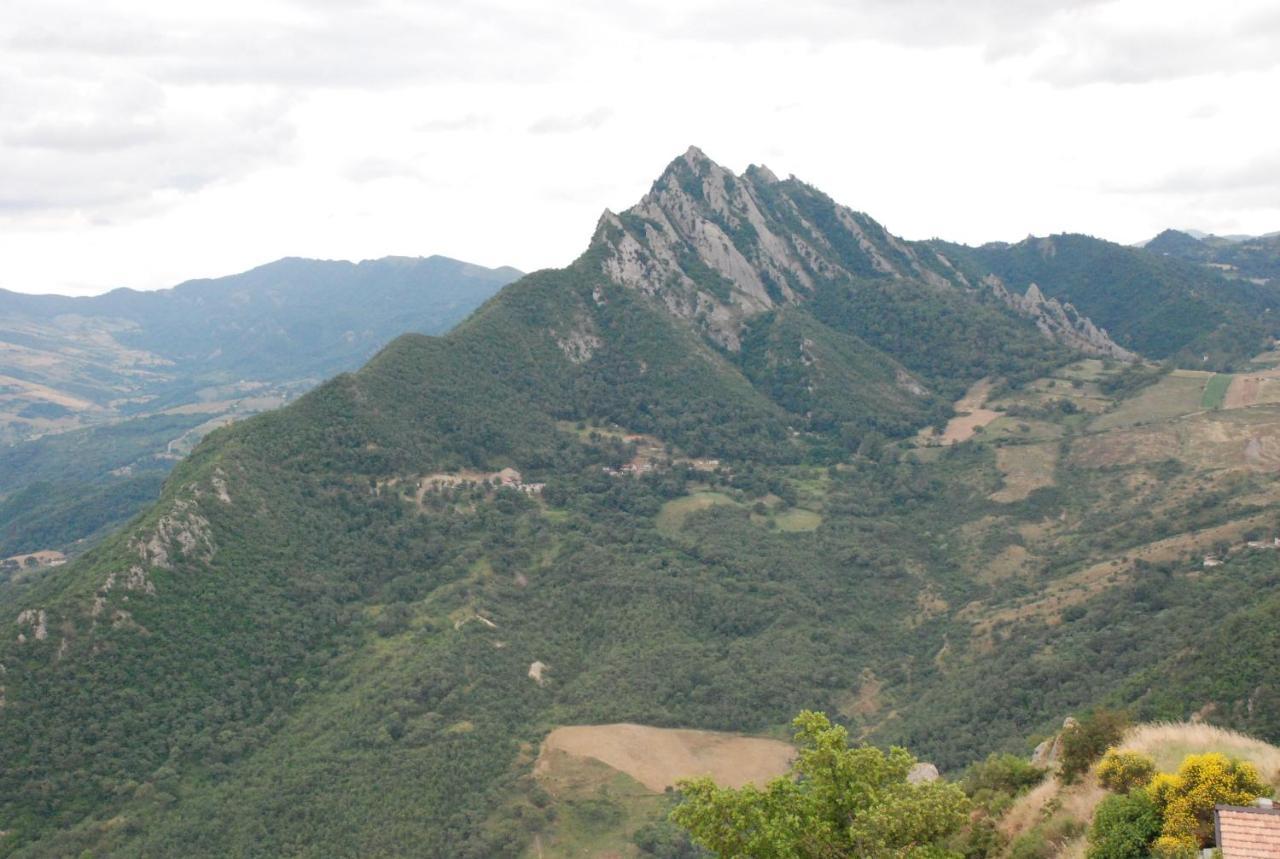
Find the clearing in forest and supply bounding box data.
[1089,370,1210,431]
[1070,406,1280,472]
[990,444,1058,503]
[537,724,793,792]
[920,378,1000,445]
[771,508,823,532]
[1223,366,1280,410]
[656,491,739,535]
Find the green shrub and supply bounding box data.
[963,753,1047,816]
[1087,788,1162,859]
[964,753,1048,798]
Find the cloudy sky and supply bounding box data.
[2,0,1278,295]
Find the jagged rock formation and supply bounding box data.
[595,146,956,349]
[984,275,1137,360]
[593,147,1138,364]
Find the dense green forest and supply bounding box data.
[2,149,1279,857]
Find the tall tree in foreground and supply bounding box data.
[671,711,969,858]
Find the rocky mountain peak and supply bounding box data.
[594,147,954,349]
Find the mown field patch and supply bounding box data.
[1202,373,1232,409]
[655,491,739,536]
[1090,370,1210,431]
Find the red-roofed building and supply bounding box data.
[1216,803,1280,858]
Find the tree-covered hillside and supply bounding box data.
[1144,227,1280,284]
[0,256,518,560]
[3,150,1279,858]
[932,234,1280,368]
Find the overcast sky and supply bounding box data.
[2,0,1278,296]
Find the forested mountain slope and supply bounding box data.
[1144,227,1280,285]
[0,256,517,562]
[931,234,1280,368]
[3,149,1280,857]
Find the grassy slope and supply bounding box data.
[1000,723,1280,859]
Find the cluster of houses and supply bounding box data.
[492,468,545,495]
[0,551,67,574]
[1203,536,1280,568]
[601,452,721,478]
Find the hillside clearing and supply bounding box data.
[536,724,794,792]
[1202,373,1232,409]
[1120,722,1280,778]
[1224,366,1280,410]
[772,508,823,531]
[656,491,739,535]
[1089,370,1210,431]
[990,443,1058,502]
[920,377,1000,445]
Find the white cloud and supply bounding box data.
[528,107,613,134]
[0,0,1277,295]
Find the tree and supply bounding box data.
[1059,709,1130,783]
[670,711,969,858]
[1148,753,1268,854]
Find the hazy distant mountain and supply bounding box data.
[4,150,1280,857]
[0,255,518,556]
[0,255,520,442]
[1142,228,1280,284]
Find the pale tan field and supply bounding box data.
[536,724,794,792]
[1224,367,1280,410]
[921,378,1000,445]
[1070,406,1280,472]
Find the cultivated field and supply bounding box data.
[1089,370,1211,431]
[920,378,1000,445]
[537,724,793,792]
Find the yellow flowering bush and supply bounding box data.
[1097,749,1156,794]
[1147,753,1268,850]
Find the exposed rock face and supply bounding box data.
[593,147,1144,366]
[131,496,215,570]
[1031,716,1079,767]
[528,660,548,686]
[985,275,1136,360]
[15,608,47,644]
[595,146,958,349]
[907,762,941,784]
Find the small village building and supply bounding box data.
[1215,801,1280,858]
